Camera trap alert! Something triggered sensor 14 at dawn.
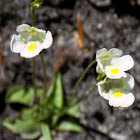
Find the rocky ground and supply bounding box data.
[0,0,140,140]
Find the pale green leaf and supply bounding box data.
[2,119,41,139]
[6,86,42,106]
[21,131,41,140]
[51,113,60,127]
[2,119,19,133]
[56,120,83,132]
[21,106,39,120]
[41,123,52,140]
[52,72,63,109]
[66,104,80,118]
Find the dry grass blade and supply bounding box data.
[53,47,66,74]
[77,14,89,53]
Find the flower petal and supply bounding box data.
[31,27,46,33]
[97,73,135,107]
[97,59,105,73]
[17,24,30,33]
[20,42,43,58]
[28,27,46,42]
[100,73,134,92]
[97,77,112,100]
[42,31,53,49]
[96,48,123,74]
[105,66,127,79]
[96,48,107,59]
[96,48,108,72]
[123,73,135,92]
[108,48,123,57]
[111,55,134,71]
[109,92,135,107]
[10,35,25,53]
[98,83,112,100]
[96,64,104,74]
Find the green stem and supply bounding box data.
[57,59,98,117]
[32,8,35,26]
[32,57,37,101]
[76,84,97,104]
[72,59,96,99]
[62,83,97,117]
[40,52,47,97]
[32,8,47,97]
[31,8,37,101]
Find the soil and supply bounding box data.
[0,0,140,140]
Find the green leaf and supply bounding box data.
[51,112,61,127]
[31,0,44,9]
[52,72,63,109]
[44,81,55,104]
[56,120,83,132]
[66,103,80,118]
[21,131,41,140]
[47,84,55,97]
[2,119,19,133]
[6,86,42,106]
[2,119,41,139]
[21,104,55,122]
[41,123,52,140]
[21,106,39,120]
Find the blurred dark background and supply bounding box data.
[0,0,140,140]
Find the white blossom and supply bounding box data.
[96,48,134,79]
[97,73,135,107]
[10,24,53,58]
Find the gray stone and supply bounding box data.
[89,0,111,7]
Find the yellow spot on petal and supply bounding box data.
[28,42,38,52]
[106,66,120,75]
[113,92,124,98]
[102,54,110,60]
[111,69,119,75]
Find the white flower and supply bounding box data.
[10,24,53,58]
[97,73,135,107]
[96,48,134,79]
